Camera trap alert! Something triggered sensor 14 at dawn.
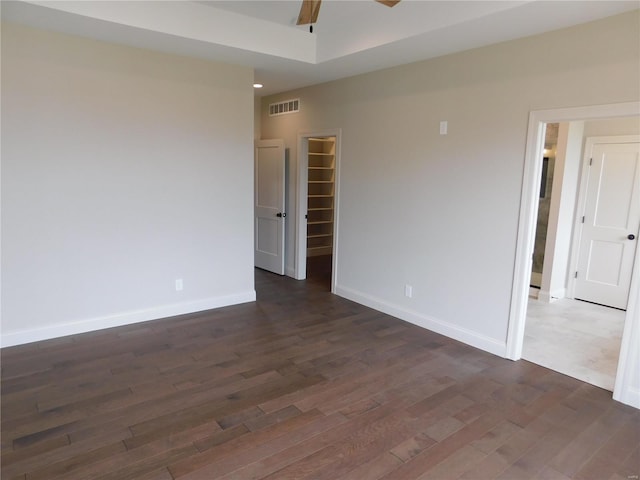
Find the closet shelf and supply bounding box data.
[307,136,335,258]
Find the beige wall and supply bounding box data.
[260,11,640,354]
[254,96,262,140]
[1,23,256,345]
[584,116,640,137]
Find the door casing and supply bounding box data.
[295,129,342,293]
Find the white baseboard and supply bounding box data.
[335,285,507,357]
[538,288,566,303]
[614,386,640,410]
[285,266,296,278]
[1,291,256,348]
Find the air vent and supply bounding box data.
[269,98,300,117]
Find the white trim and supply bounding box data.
[295,134,309,281]
[285,266,296,278]
[0,291,256,348]
[332,132,342,294]
[336,285,506,357]
[506,109,546,360]
[538,288,564,303]
[295,129,342,293]
[614,209,640,409]
[506,101,640,409]
[617,388,640,409]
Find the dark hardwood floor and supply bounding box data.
[2,269,639,479]
[306,254,332,291]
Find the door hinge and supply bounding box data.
[574,271,578,279]
[581,216,585,223]
[589,158,593,166]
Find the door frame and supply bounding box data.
[506,101,640,408]
[567,135,640,302]
[294,129,342,293]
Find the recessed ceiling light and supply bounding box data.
[253,83,263,89]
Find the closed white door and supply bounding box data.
[255,139,285,275]
[574,139,640,309]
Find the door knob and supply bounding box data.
[276,212,286,218]
[629,234,636,240]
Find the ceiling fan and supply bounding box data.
[297,0,401,28]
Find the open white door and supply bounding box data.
[573,138,640,309]
[255,139,285,275]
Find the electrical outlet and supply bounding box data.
[175,279,183,291]
[440,121,448,135]
[405,284,413,298]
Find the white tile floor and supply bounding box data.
[523,297,625,391]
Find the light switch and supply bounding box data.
[440,121,448,135]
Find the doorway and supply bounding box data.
[524,123,638,391]
[507,102,640,408]
[295,130,341,293]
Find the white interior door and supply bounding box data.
[574,139,640,309]
[255,139,285,275]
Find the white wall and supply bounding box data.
[540,121,584,302]
[1,23,256,346]
[260,11,640,356]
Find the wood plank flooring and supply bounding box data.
[2,269,639,479]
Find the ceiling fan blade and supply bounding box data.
[376,0,401,6]
[297,0,322,25]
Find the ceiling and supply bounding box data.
[2,1,638,96]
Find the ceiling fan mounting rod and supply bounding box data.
[296,0,400,27]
